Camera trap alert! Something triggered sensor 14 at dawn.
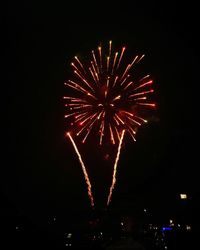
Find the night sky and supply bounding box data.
[3,1,199,223]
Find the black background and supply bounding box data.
[2,1,199,226]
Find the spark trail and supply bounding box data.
[107,130,125,206]
[67,132,94,208]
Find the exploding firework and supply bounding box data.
[64,41,156,207]
[64,41,155,145]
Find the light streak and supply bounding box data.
[67,132,94,208]
[107,130,125,206]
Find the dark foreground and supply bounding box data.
[1,210,195,249]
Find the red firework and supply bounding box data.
[64,41,156,207]
[64,41,155,145]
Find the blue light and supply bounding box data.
[162,227,172,232]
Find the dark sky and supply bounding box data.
[3,1,199,221]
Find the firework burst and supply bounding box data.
[64,41,156,207]
[64,41,155,145]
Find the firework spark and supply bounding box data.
[107,130,125,206]
[67,132,94,208]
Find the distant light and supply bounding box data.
[66,233,72,238]
[169,219,174,226]
[144,208,147,212]
[53,217,56,221]
[186,225,191,231]
[162,227,172,232]
[178,224,180,227]
[180,194,187,199]
[16,226,19,230]
[65,243,72,247]
[164,246,168,249]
